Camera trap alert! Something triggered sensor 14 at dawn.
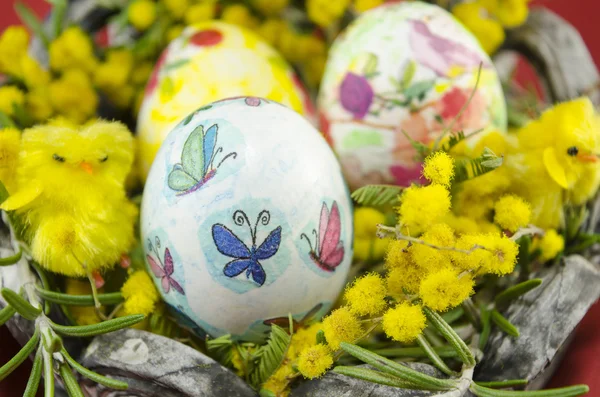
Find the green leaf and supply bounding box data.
[50,314,145,337]
[30,262,51,315]
[476,379,528,389]
[259,389,277,397]
[47,0,67,39]
[363,53,378,76]
[0,249,22,266]
[351,184,403,207]
[0,180,9,204]
[470,383,589,397]
[442,306,465,325]
[491,310,519,337]
[371,345,457,359]
[415,334,456,376]
[163,59,191,73]
[61,348,128,390]
[182,124,206,180]
[403,80,435,100]
[59,364,85,397]
[338,342,457,391]
[401,60,417,91]
[14,3,50,47]
[423,307,475,367]
[42,349,54,397]
[23,348,43,397]
[1,288,42,321]
[206,334,234,367]
[494,279,542,308]
[35,287,124,306]
[250,324,291,389]
[0,329,39,381]
[400,129,430,159]
[333,366,423,389]
[454,148,503,183]
[0,111,16,129]
[316,329,326,345]
[0,305,16,326]
[479,307,492,351]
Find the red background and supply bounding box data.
[0,0,599,396]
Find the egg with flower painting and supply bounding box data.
[137,21,315,181]
[318,2,507,190]
[141,97,353,341]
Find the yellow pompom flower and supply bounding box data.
[0,127,21,193]
[298,344,333,379]
[410,223,455,272]
[481,0,529,28]
[128,0,157,31]
[184,3,216,24]
[322,307,363,350]
[423,151,455,187]
[382,302,426,343]
[307,0,351,28]
[49,69,98,124]
[252,0,289,16]
[420,268,474,312]
[65,278,103,325]
[397,184,451,234]
[536,229,564,262]
[386,265,423,298]
[344,273,387,316]
[494,194,531,232]
[0,26,29,77]
[258,19,287,45]
[305,54,327,87]
[0,86,25,117]
[20,55,50,88]
[94,49,134,92]
[263,362,295,395]
[166,25,185,42]
[131,61,154,86]
[452,2,506,55]
[291,322,323,356]
[121,270,160,316]
[354,207,385,238]
[354,0,385,13]
[222,4,258,29]
[443,213,480,235]
[162,0,189,20]
[385,239,412,269]
[452,233,489,271]
[49,26,98,74]
[26,88,54,122]
[480,233,519,275]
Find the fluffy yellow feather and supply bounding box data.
[0,120,138,277]
[504,97,600,229]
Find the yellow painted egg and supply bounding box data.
[137,21,314,180]
[318,2,507,190]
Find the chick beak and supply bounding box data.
[577,153,599,163]
[80,161,94,174]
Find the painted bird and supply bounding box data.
[504,97,600,229]
[0,120,138,279]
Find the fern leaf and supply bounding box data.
[206,334,234,367]
[249,325,291,389]
[351,185,403,207]
[454,148,503,183]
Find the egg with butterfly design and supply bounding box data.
[141,97,353,341]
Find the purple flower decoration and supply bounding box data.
[339,72,374,119]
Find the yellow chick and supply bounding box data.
[504,98,600,229]
[0,120,138,278]
[0,127,21,193]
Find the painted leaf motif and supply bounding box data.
[182,125,205,180]
[168,167,198,191]
[203,124,218,174]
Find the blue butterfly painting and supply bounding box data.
[212,210,282,286]
[168,123,237,195]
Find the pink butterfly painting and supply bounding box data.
[301,201,345,272]
[147,237,185,295]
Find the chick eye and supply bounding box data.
[52,153,65,163]
[100,155,108,163]
[567,146,579,156]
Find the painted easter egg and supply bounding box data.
[318,2,507,190]
[137,21,315,180]
[141,97,353,341]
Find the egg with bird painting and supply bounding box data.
[141,97,353,341]
[137,21,314,182]
[318,2,507,191]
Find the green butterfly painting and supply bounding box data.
[168,123,237,195]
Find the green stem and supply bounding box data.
[372,345,457,359]
[490,310,520,338]
[462,298,481,329]
[35,287,124,306]
[42,349,54,397]
[479,307,492,351]
[0,329,40,381]
[470,383,589,397]
[494,279,543,308]
[424,307,476,367]
[61,347,129,390]
[333,366,424,390]
[23,348,43,397]
[0,305,16,326]
[416,334,456,376]
[0,249,21,266]
[60,363,85,397]
[49,314,145,337]
[475,379,528,389]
